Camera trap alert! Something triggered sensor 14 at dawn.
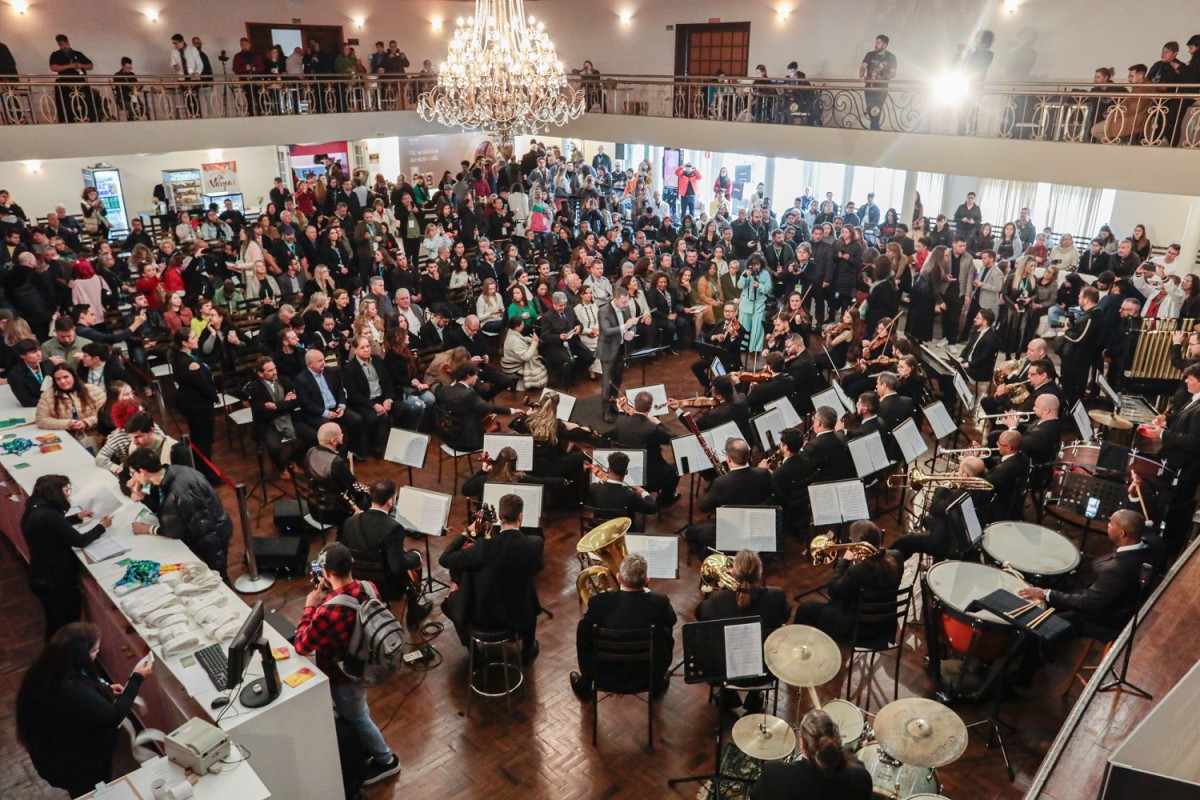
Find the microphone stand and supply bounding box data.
[1098,561,1154,699]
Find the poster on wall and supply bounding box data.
[398,132,495,181]
[200,162,240,194]
[288,142,349,183]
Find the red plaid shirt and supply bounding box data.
[294,579,374,683]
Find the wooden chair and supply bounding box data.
[1058,637,1113,697]
[589,624,659,750]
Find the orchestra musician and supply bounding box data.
[894,355,929,407]
[875,371,915,430]
[691,302,747,390]
[508,392,589,497]
[840,392,885,442]
[841,316,897,399]
[764,429,813,543]
[892,457,989,561]
[1170,329,1200,374]
[685,438,777,557]
[434,364,521,452]
[1060,285,1104,408]
[302,422,363,536]
[1144,363,1200,557]
[586,451,658,532]
[801,407,855,482]
[691,375,750,433]
[613,392,681,503]
[793,521,902,642]
[958,308,1002,383]
[731,352,795,413]
[460,445,567,498]
[761,314,791,357]
[821,307,859,372]
[750,709,874,800]
[979,338,1048,416]
[987,394,1062,467]
[782,333,824,412]
[983,429,1029,522]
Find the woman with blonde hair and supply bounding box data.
[476,277,507,335]
[353,298,386,354]
[1049,233,1080,272]
[301,291,330,333]
[509,390,588,492]
[305,264,337,298]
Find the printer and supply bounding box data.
[165,717,231,774]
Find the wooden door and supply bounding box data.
[244,22,344,63]
[674,22,751,78]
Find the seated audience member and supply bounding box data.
[793,521,902,643]
[570,553,677,701]
[36,364,106,447]
[248,356,308,478]
[75,343,131,392]
[294,348,367,459]
[41,317,85,369]
[434,364,519,452]
[586,450,658,531]
[340,478,433,625]
[11,339,49,407]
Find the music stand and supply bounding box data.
[668,617,766,797]
[1056,471,1128,550]
[1099,562,1154,699]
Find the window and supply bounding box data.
[848,166,904,215]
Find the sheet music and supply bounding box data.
[483,434,534,471]
[625,383,670,416]
[625,534,679,579]
[952,371,974,409]
[590,449,645,487]
[704,421,746,462]
[923,401,958,441]
[959,495,983,544]
[835,480,870,522]
[764,397,802,429]
[812,386,848,416]
[384,428,430,468]
[808,482,843,526]
[724,621,765,680]
[1096,373,1120,409]
[670,433,709,476]
[1072,401,1094,441]
[847,431,891,477]
[752,409,785,453]
[541,388,576,421]
[892,418,929,465]
[71,482,124,518]
[395,487,452,536]
[83,534,130,562]
[832,379,852,414]
[482,482,544,524]
[715,506,778,552]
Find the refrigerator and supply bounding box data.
[81,166,130,238]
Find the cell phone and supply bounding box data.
[310,560,324,583]
[1084,496,1101,519]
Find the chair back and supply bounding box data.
[344,540,402,602]
[592,624,656,695]
[850,583,914,650]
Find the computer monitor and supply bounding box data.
[227,601,281,709]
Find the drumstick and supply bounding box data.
[806,685,823,711]
[1028,608,1054,629]
[1008,599,1039,618]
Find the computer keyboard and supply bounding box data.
[194,643,229,691]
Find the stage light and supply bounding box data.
[933,71,971,105]
[353,16,364,28]
[12,0,29,14]
[777,5,790,22]
[23,160,40,173]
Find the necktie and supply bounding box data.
[1148,293,1166,317]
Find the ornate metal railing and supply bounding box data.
[3,72,1199,149]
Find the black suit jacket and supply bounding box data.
[1160,398,1200,477]
[697,398,750,434]
[247,376,301,441]
[342,356,396,416]
[587,482,657,531]
[1051,547,1153,641]
[418,320,447,352]
[877,393,915,430]
[745,375,795,413]
[444,325,487,359]
[612,414,676,492]
[341,509,418,600]
[1020,418,1062,465]
[9,363,44,408]
[578,589,676,692]
[439,528,544,634]
[293,367,348,429]
[436,381,509,451]
[700,467,776,514]
[960,327,1001,382]
[985,453,1030,521]
[1022,380,1065,412]
[696,586,790,638]
[802,430,855,482]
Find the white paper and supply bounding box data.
[384,428,429,468]
[892,418,929,465]
[832,379,852,414]
[705,420,747,463]
[847,431,891,477]
[1072,400,1094,441]
[953,371,974,409]
[836,480,870,522]
[1096,373,1120,408]
[764,397,802,429]
[396,487,452,536]
[716,506,778,553]
[541,388,576,421]
[670,433,711,476]
[625,383,670,416]
[724,621,765,680]
[812,386,848,416]
[83,534,130,562]
[752,409,786,454]
[625,534,679,579]
[483,434,534,471]
[923,401,958,441]
[808,482,843,526]
[590,449,645,487]
[959,495,983,544]
[79,774,141,800]
[482,482,544,524]
[72,482,125,518]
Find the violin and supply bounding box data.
[667,396,720,410]
[823,322,852,337]
[733,370,773,384]
[482,413,502,434]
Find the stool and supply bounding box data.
[1058,637,1113,697]
[467,628,524,716]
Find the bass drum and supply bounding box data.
[925,561,1029,662]
[858,744,941,799]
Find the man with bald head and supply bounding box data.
[686,437,777,556]
[982,338,1048,416]
[302,422,360,532]
[893,456,991,560]
[445,314,517,399]
[293,348,367,458]
[984,429,1029,522]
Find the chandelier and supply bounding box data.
[417,0,585,142]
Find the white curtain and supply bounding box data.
[977,179,1040,229]
[915,172,945,221]
[1042,185,1107,240]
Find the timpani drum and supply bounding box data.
[822,699,866,752]
[925,561,1029,662]
[981,522,1080,585]
[908,796,952,800]
[858,744,941,799]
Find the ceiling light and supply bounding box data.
[145,9,158,22]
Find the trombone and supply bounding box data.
[975,410,1035,422]
[886,466,994,491]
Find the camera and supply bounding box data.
[218,50,229,63]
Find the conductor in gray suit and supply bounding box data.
[599,287,646,423]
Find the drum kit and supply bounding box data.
[728,624,965,799]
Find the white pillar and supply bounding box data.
[1177,197,1200,274]
[900,169,920,226]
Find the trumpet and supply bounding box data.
[810,534,880,566]
[886,466,995,491]
[938,446,995,457]
[975,410,1035,422]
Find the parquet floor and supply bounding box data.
[0,347,1172,800]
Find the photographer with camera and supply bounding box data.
[674,162,702,219]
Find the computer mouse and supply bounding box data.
[210,696,230,710]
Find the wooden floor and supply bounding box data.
[0,347,1182,800]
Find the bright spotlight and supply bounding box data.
[933,71,971,105]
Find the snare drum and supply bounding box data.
[925,561,1029,662]
[981,522,1080,584]
[858,744,941,799]
[822,699,866,752]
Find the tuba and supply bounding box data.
[575,516,631,608]
[810,534,881,566]
[700,549,739,593]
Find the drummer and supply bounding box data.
[893,457,990,561]
[696,550,791,713]
[794,521,902,643]
[1012,510,1160,685]
[749,709,873,800]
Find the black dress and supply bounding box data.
[24,500,107,638]
[171,349,219,465]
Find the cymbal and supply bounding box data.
[1088,410,1133,430]
[872,698,967,769]
[732,714,797,761]
[763,625,840,687]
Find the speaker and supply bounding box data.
[252,535,309,576]
[273,498,315,536]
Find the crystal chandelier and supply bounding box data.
[417,0,585,143]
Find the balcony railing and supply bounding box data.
[3,72,1199,150]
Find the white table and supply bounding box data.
[78,755,268,800]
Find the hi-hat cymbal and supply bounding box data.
[872,698,967,769]
[1088,410,1133,430]
[763,625,840,687]
[732,714,797,761]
